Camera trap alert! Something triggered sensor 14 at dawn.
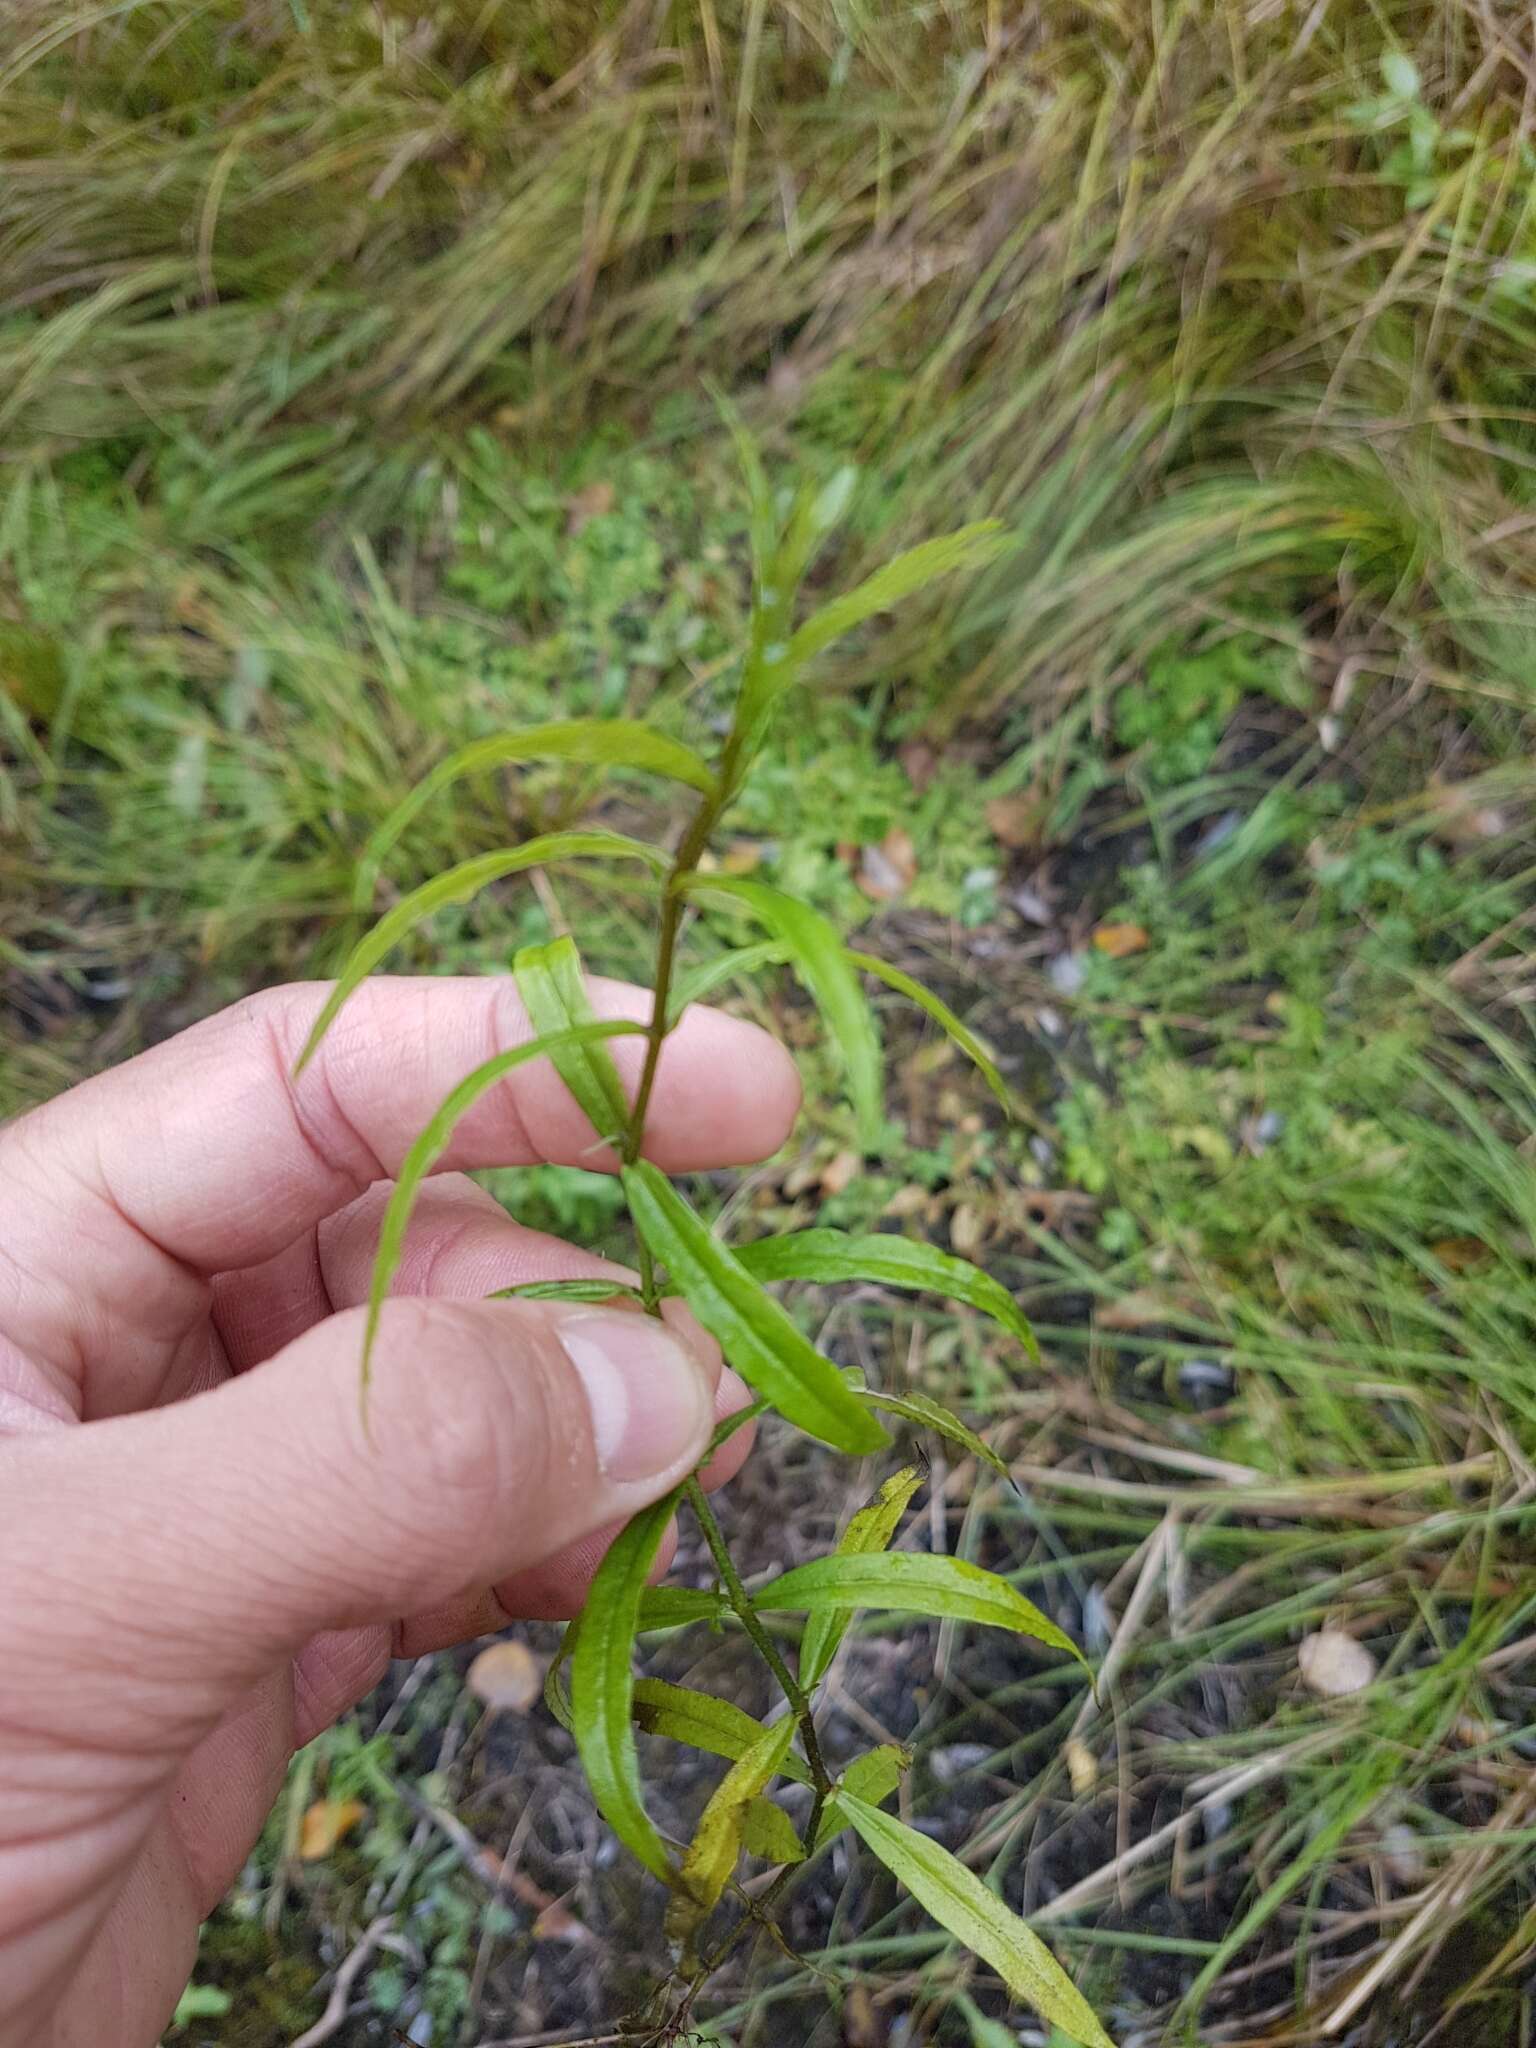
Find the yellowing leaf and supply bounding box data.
[799,1468,924,1689]
[670,1715,798,1936]
[299,1798,366,1861]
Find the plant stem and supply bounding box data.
[683,1476,832,1798]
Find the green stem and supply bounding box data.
[683,1477,832,1798]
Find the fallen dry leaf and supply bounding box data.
[1429,1237,1492,1273]
[984,794,1039,850]
[898,740,938,792]
[467,1639,543,1714]
[1097,1288,1188,1332]
[950,1201,985,1257]
[856,826,918,902]
[721,838,763,875]
[1065,1737,1098,1799]
[1298,1629,1377,1699]
[565,480,615,535]
[1092,922,1149,959]
[299,1798,367,1861]
[1425,776,1506,848]
[821,1148,861,1197]
[844,1983,885,2046]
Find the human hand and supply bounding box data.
[0,975,798,2047]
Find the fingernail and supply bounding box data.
[559,1311,712,1483]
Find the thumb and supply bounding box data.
[1,1297,716,1745]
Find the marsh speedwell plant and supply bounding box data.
[298,432,1111,2048]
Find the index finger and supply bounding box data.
[0,975,799,1380]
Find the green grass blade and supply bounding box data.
[799,1467,923,1690]
[296,832,664,1072]
[570,1492,680,1885]
[735,1228,1040,1362]
[513,935,632,1149]
[848,950,1011,1114]
[752,1552,1085,1666]
[632,1678,812,1785]
[361,1020,646,1385]
[623,1162,888,1455]
[786,523,1006,667]
[355,720,715,906]
[836,1795,1113,2048]
[689,878,884,1147]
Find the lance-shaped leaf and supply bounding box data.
[669,1714,798,1933]
[636,1585,728,1632]
[735,1229,1040,1363]
[298,832,664,1071]
[814,1743,910,1850]
[686,878,883,1147]
[799,1468,923,1690]
[856,1386,1010,1478]
[570,1493,680,1884]
[752,1552,1085,1667]
[623,1162,887,1455]
[361,1020,646,1386]
[848,950,1011,1114]
[513,935,632,1149]
[835,1795,1114,2048]
[668,940,789,1019]
[743,1797,806,1865]
[487,1277,643,1305]
[632,1679,811,1786]
[354,720,714,906]
[786,522,1006,667]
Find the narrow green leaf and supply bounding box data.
[570,1493,680,1884]
[815,1743,910,1849]
[298,832,664,1071]
[672,1714,798,1927]
[487,1277,643,1305]
[735,1229,1040,1363]
[856,1386,1010,1478]
[800,1468,924,1690]
[632,1679,812,1786]
[752,1552,1085,1667]
[842,1743,911,1810]
[513,935,631,1148]
[623,1163,888,1455]
[848,950,1012,1114]
[636,1585,728,1632]
[354,719,714,906]
[688,878,883,1147]
[836,1795,1114,2048]
[669,940,789,1019]
[743,1797,806,1865]
[787,523,1006,667]
[544,1618,579,1733]
[705,1396,771,1461]
[361,1021,646,1386]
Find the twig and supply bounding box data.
[289,1915,393,2048]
